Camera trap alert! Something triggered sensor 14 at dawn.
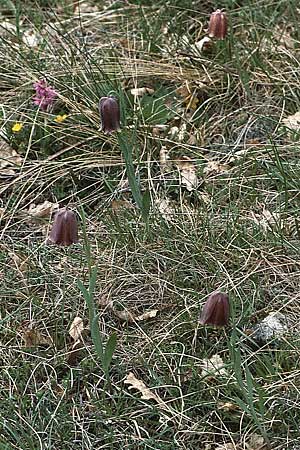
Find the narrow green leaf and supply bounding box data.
[118,132,143,210]
[77,279,89,302]
[141,189,151,220]
[91,314,104,361]
[103,332,117,374]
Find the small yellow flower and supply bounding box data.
[12,122,23,132]
[54,114,68,123]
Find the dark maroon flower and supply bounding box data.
[208,9,228,40]
[48,208,79,246]
[99,96,120,133]
[199,292,229,327]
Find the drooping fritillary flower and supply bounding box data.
[48,208,79,246]
[208,9,228,40]
[99,96,120,133]
[199,292,229,327]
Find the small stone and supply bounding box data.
[252,312,288,344]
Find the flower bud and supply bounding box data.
[199,292,229,327]
[48,208,79,246]
[208,9,227,40]
[99,96,120,134]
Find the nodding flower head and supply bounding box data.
[33,79,57,111]
[48,208,79,246]
[99,96,120,134]
[199,292,230,327]
[208,9,228,40]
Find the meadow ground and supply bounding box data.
[1,1,300,449]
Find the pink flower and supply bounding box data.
[33,79,57,111]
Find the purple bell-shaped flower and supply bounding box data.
[199,292,229,327]
[48,208,79,246]
[99,96,121,134]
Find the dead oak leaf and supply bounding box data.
[110,302,158,323]
[282,111,300,132]
[215,444,236,450]
[217,401,240,412]
[0,140,22,175]
[111,199,134,212]
[203,160,230,176]
[69,317,84,343]
[28,201,59,219]
[67,316,88,364]
[176,83,199,110]
[19,322,52,347]
[22,29,41,48]
[124,372,165,407]
[155,198,174,221]
[201,354,228,378]
[136,309,158,321]
[159,146,171,172]
[176,157,198,191]
[245,433,267,450]
[9,252,28,273]
[130,87,154,97]
[250,208,281,232]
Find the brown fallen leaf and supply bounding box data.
[112,308,135,322]
[22,29,41,48]
[192,36,212,53]
[130,87,154,97]
[136,310,158,321]
[19,322,52,347]
[111,199,134,212]
[159,146,171,172]
[215,444,236,450]
[250,208,281,232]
[67,316,88,365]
[201,354,228,378]
[282,111,300,132]
[110,303,158,323]
[217,401,240,412]
[245,433,267,450]
[28,201,59,219]
[69,317,84,343]
[9,252,28,273]
[203,161,230,176]
[176,157,198,191]
[155,198,174,222]
[124,372,165,406]
[0,140,22,175]
[176,82,199,110]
